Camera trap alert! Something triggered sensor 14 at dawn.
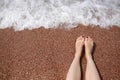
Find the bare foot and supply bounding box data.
[75,36,84,58]
[85,36,94,60]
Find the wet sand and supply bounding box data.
[0,25,120,80]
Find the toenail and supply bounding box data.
[82,35,85,37]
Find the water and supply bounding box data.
[0,0,120,31]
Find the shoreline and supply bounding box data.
[0,24,120,31]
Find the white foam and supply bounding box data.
[0,0,120,30]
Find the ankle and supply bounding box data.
[86,54,93,61]
[75,53,81,59]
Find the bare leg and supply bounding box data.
[85,37,101,80]
[66,36,84,80]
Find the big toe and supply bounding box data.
[79,36,83,39]
[77,36,83,40]
[88,36,93,42]
[85,37,88,41]
[82,37,84,41]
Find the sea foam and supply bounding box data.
[0,0,120,31]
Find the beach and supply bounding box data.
[0,25,120,80]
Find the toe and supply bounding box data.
[81,37,85,41]
[82,35,85,37]
[85,37,88,41]
[78,36,82,40]
[89,36,93,41]
[88,36,91,40]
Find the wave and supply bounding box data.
[0,0,120,30]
